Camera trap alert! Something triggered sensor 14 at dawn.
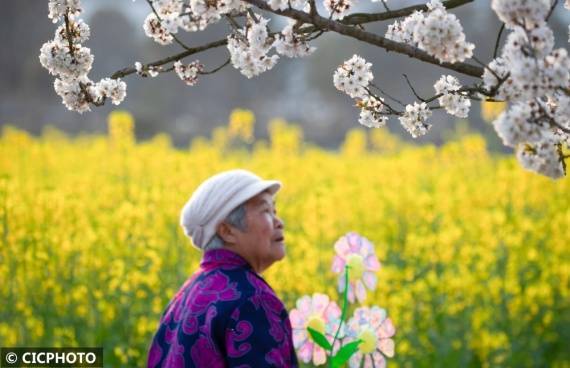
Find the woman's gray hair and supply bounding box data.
[203,203,248,251]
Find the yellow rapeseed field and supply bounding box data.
[0,110,568,367]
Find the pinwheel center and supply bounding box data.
[306,315,326,338]
[357,327,378,354]
[346,253,365,281]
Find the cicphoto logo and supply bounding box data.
[0,348,103,368]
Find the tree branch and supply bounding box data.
[145,0,195,51]
[330,0,472,25]
[369,82,405,107]
[200,57,232,75]
[402,74,426,102]
[64,13,106,106]
[242,0,484,78]
[493,23,505,59]
[110,38,228,79]
[546,0,559,21]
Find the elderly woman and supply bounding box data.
[147,169,298,367]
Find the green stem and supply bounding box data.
[330,265,350,366]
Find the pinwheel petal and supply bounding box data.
[331,256,346,273]
[378,317,396,338]
[373,351,387,368]
[289,309,305,328]
[355,280,367,303]
[334,236,351,257]
[312,293,330,315]
[362,271,378,290]
[297,295,312,315]
[313,345,327,366]
[293,329,308,349]
[298,341,313,363]
[365,254,381,271]
[378,338,395,357]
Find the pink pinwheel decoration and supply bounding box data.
[332,232,381,303]
[289,293,342,366]
[345,306,396,368]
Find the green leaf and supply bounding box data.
[331,340,362,368]
[307,327,332,351]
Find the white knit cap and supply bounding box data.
[180,169,281,250]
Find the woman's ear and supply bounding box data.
[217,222,237,245]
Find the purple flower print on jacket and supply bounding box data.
[147,249,298,367]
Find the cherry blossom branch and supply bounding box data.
[242,0,484,78]
[546,0,559,21]
[364,87,402,114]
[493,24,505,59]
[64,12,105,106]
[402,74,426,102]
[369,83,405,107]
[535,99,570,134]
[340,0,473,25]
[110,38,228,79]
[145,0,194,51]
[200,57,232,75]
[308,0,318,17]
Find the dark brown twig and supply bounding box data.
[493,23,505,59]
[341,0,472,25]
[546,0,559,21]
[369,83,405,107]
[200,57,232,75]
[110,38,228,79]
[402,74,426,102]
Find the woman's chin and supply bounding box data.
[273,241,286,260]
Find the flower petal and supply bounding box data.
[293,331,307,349]
[355,280,367,303]
[347,232,362,253]
[369,306,386,329]
[365,254,381,271]
[337,272,347,293]
[298,341,313,363]
[290,309,306,328]
[324,302,341,322]
[297,295,312,315]
[363,354,373,368]
[378,317,396,338]
[373,351,387,368]
[378,338,395,357]
[332,256,346,273]
[362,271,378,291]
[334,236,351,257]
[313,345,327,366]
[360,237,374,257]
[312,293,330,315]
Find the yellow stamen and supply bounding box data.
[306,315,326,339]
[346,253,365,281]
[358,327,378,354]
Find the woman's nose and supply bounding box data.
[275,216,284,229]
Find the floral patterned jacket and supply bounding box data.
[147,248,299,367]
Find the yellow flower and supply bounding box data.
[228,108,255,142]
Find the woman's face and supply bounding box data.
[236,191,285,273]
